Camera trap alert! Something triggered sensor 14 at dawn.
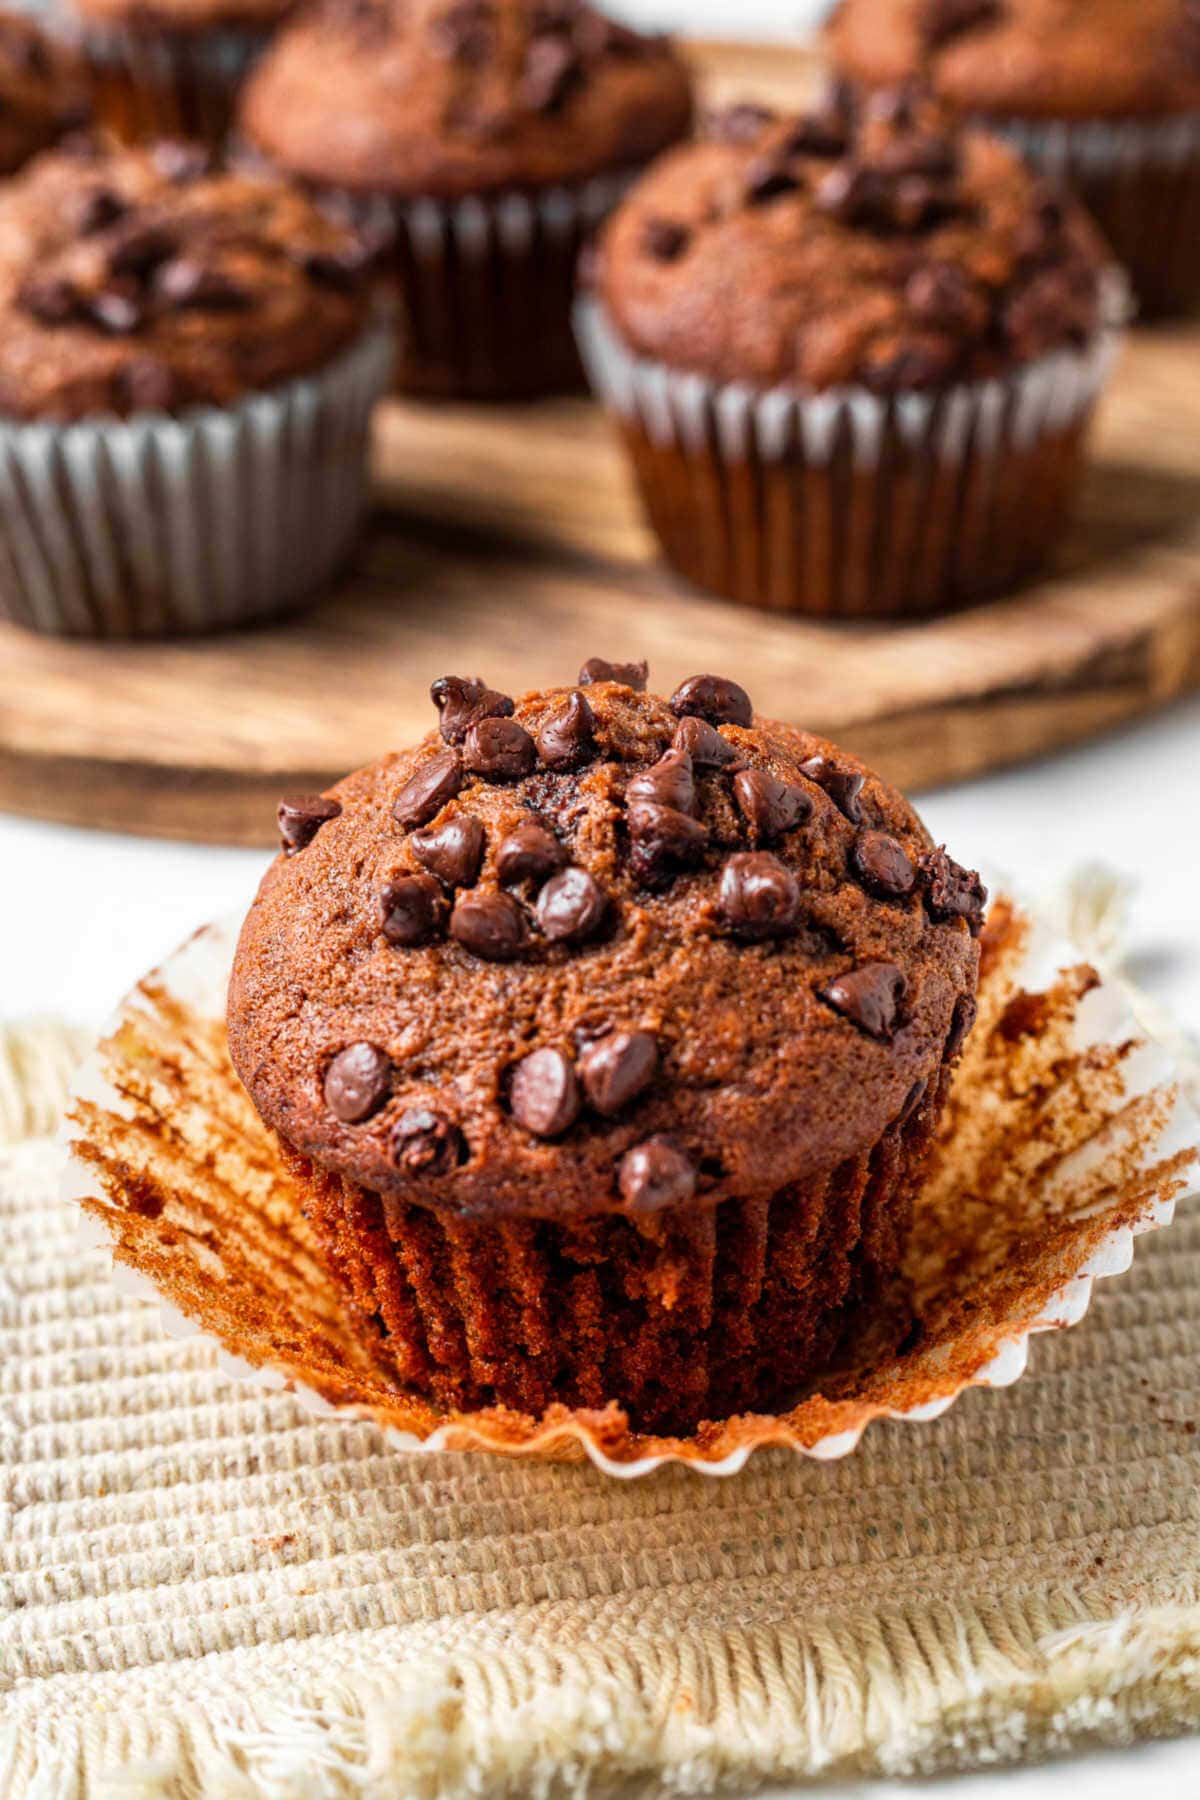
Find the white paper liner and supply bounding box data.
[0,321,393,637]
[80,15,272,142]
[62,892,1200,1478]
[981,109,1200,178]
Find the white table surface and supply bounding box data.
[2,695,1198,1800]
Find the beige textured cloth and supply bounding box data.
[3,974,1200,1797]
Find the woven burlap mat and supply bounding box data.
[3,929,1200,1797]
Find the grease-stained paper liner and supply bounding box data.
[0,321,393,638]
[575,286,1124,617]
[63,894,1199,1475]
[81,18,273,146]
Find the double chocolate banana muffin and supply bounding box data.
[228,664,984,1435]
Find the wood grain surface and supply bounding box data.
[0,41,1197,847]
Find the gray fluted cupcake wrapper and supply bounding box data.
[0,324,393,638]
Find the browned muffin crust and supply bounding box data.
[0,139,378,419]
[593,87,1109,392]
[228,667,982,1225]
[237,0,693,196]
[0,12,86,174]
[826,0,1200,123]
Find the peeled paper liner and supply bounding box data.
[64,896,1199,1478]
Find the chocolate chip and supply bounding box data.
[277,792,342,852]
[945,989,978,1061]
[463,715,536,782]
[670,674,753,728]
[87,286,144,334]
[429,0,494,62]
[852,830,915,898]
[393,750,464,828]
[152,139,212,182]
[821,963,906,1041]
[642,216,690,261]
[781,110,849,159]
[496,820,567,886]
[520,33,580,111]
[449,889,526,960]
[744,154,801,205]
[431,674,515,744]
[815,157,965,235]
[627,748,696,816]
[718,852,801,940]
[411,812,485,888]
[899,1077,927,1125]
[578,656,648,690]
[919,846,988,935]
[302,244,372,290]
[672,716,739,767]
[919,0,1002,49]
[861,335,961,394]
[108,225,175,280]
[379,873,445,946]
[905,261,986,334]
[733,769,812,842]
[390,1108,465,1174]
[324,1042,391,1122]
[157,259,250,311]
[703,101,775,144]
[627,801,708,884]
[18,275,80,325]
[509,1047,581,1137]
[536,691,596,771]
[536,866,608,944]
[618,1136,695,1213]
[116,357,178,412]
[579,1029,658,1116]
[799,754,864,823]
[77,187,127,234]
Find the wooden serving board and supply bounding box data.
[1,41,1199,848]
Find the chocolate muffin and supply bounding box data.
[237,0,693,398]
[826,0,1200,316]
[227,663,984,1436]
[578,87,1122,618]
[0,139,392,635]
[72,0,292,147]
[0,11,87,173]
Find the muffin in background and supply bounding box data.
[0,9,87,171]
[578,87,1123,619]
[72,0,291,147]
[826,0,1200,317]
[227,662,984,1436]
[0,139,391,637]
[237,0,693,399]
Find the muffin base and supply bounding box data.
[300,1071,948,1437]
[577,294,1123,619]
[82,21,273,147]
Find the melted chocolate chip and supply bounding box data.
[945,990,978,1061]
[899,1077,928,1126]
[19,275,80,325]
[920,0,1003,49]
[704,101,775,144]
[302,244,374,290]
[324,1042,391,1122]
[108,225,175,280]
[718,852,801,940]
[463,715,536,782]
[431,674,515,744]
[277,792,342,852]
[77,187,127,234]
[733,768,812,842]
[618,1136,696,1213]
[429,0,494,62]
[642,216,690,261]
[157,259,250,311]
[496,820,567,886]
[781,109,849,159]
[520,33,581,112]
[798,754,864,823]
[627,748,696,816]
[411,813,485,888]
[393,751,464,828]
[580,1029,658,1116]
[670,674,753,728]
[390,1108,465,1174]
[536,866,608,944]
[88,285,144,334]
[821,963,905,1041]
[578,656,648,690]
[378,873,445,946]
[536,691,596,771]
[852,830,915,899]
[919,846,988,935]
[744,154,801,205]
[672,716,739,767]
[627,801,709,884]
[450,889,526,960]
[509,1047,581,1137]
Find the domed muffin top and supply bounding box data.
[826,0,1200,123]
[592,85,1110,392]
[227,665,984,1224]
[237,0,693,197]
[0,11,85,176]
[0,139,379,421]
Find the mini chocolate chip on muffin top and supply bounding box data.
[228,664,983,1224]
[0,12,86,174]
[827,0,1200,122]
[0,139,379,420]
[592,85,1110,391]
[237,0,693,197]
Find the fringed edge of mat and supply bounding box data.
[0,1019,91,1149]
[4,1594,1200,1797]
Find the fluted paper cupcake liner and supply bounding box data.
[0,321,393,638]
[982,111,1200,316]
[81,17,274,146]
[575,281,1124,618]
[63,892,1199,1475]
